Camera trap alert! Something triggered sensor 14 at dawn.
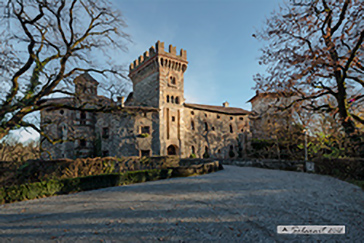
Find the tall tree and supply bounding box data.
[254,0,364,136]
[0,0,130,140]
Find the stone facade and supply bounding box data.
[41,41,258,159]
[248,91,299,139]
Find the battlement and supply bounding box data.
[129,41,187,73]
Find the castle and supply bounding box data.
[40,41,289,159]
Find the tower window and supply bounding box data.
[239,117,244,121]
[217,115,220,119]
[175,97,179,104]
[191,111,194,115]
[171,96,174,103]
[191,120,195,130]
[204,122,208,131]
[167,95,169,103]
[170,76,176,85]
[230,117,233,120]
[172,116,175,122]
[230,124,233,133]
[60,110,64,115]
[191,146,195,154]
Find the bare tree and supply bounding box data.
[0,0,130,141]
[254,0,364,136]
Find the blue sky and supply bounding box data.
[11,0,286,143]
[118,0,284,110]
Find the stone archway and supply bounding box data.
[167,145,178,155]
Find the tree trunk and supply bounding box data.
[336,76,356,136]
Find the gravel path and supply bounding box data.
[0,165,363,242]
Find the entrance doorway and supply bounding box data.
[167,145,178,155]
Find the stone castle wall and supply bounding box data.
[182,107,250,159]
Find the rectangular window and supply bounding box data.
[80,139,86,148]
[102,127,109,139]
[140,126,150,134]
[172,116,175,122]
[102,150,109,157]
[80,111,86,125]
[141,150,150,157]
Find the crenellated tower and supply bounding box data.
[128,40,188,108]
[128,41,188,156]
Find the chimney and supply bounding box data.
[117,96,125,107]
[223,101,229,107]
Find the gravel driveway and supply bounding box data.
[0,165,363,242]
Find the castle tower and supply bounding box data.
[128,41,188,156]
[73,73,98,157]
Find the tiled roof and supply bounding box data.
[74,72,99,84]
[247,92,296,103]
[38,97,73,105]
[184,103,250,115]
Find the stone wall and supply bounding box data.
[220,159,306,172]
[250,94,299,140]
[182,107,250,159]
[95,109,160,157]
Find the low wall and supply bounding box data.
[220,159,306,172]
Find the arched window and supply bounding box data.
[175,97,179,104]
[166,95,169,103]
[230,124,233,133]
[204,122,208,131]
[191,146,195,154]
[229,145,235,158]
[171,96,174,103]
[203,146,209,158]
[170,76,176,85]
[191,120,195,130]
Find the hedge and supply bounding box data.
[0,169,173,204]
[0,161,223,204]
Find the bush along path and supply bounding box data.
[0,161,222,204]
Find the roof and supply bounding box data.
[247,91,296,103]
[38,97,73,105]
[184,103,250,115]
[74,72,99,85]
[123,106,158,111]
[125,92,134,105]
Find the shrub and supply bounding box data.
[189,153,197,158]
